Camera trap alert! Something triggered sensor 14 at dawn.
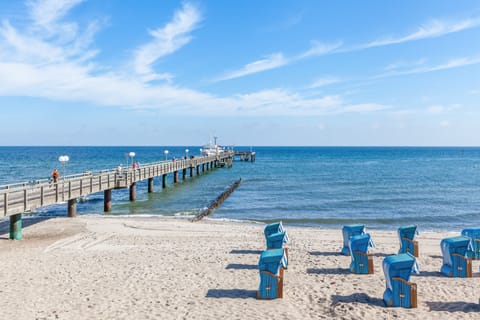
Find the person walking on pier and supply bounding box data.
[52,168,59,183]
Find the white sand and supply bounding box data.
[0,216,479,319]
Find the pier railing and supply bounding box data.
[0,151,234,218]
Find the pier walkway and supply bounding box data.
[1,151,234,239]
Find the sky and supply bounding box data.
[0,0,479,146]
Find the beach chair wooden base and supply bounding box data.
[388,277,417,308]
[352,251,374,274]
[257,268,284,299]
[451,253,472,277]
[402,238,419,257]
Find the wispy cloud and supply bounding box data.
[133,2,202,82]
[27,0,84,33]
[361,18,480,49]
[214,53,288,82]
[296,40,342,59]
[377,56,480,78]
[216,16,480,82]
[213,40,340,82]
[0,1,393,117]
[307,77,341,89]
[427,104,461,114]
[1,0,99,64]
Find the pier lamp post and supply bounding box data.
[185,148,189,159]
[164,150,169,161]
[129,152,136,168]
[58,155,69,199]
[58,155,69,180]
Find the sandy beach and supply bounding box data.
[0,216,479,319]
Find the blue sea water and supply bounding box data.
[1,146,480,231]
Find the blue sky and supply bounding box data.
[0,0,479,146]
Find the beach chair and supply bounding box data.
[264,221,289,256]
[383,253,418,308]
[440,236,472,277]
[257,248,288,299]
[349,233,374,274]
[461,228,480,260]
[264,221,284,238]
[398,225,419,257]
[341,224,365,255]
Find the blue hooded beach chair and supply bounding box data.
[398,225,419,257]
[383,253,419,308]
[257,248,288,299]
[461,228,480,260]
[264,221,289,251]
[349,233,374,274]
[440,236,472,277]
[341,224,366,255]
[264,222,283,238]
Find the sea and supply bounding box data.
[1,146,480,231]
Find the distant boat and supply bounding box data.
[201,136,225,156]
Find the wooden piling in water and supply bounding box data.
[68,199,77,217]
[148,178,154,193]
[9,213,22,240]
[162,174,167,188]
[104,189,112,212]
[129,183,136,201]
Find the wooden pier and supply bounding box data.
[234,151,256,162]
[0,151,234,240]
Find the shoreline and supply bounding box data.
[2,213,472,234]
[1,216,479,319]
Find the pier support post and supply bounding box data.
[68,199,77,217]
[202,164,205,172]
[190,167,194,177]
[129,183,136,201]
[182,169,186,180]
[104,189,112,212]
[9,214,22,240]
[162,174,167,188]
[174,171,179,183]
[148,178,154,193]
[196,165,200,175]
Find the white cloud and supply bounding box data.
[296,40,342,59]
[374,55,480,80]
[0,1,392,117]
[27,0,84,32]
[362,18,480,49]
[133,2,201,81]
[213,16,480,82]
[214,53,287,82]
[308,77,340,89]
[427,104,461,114]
